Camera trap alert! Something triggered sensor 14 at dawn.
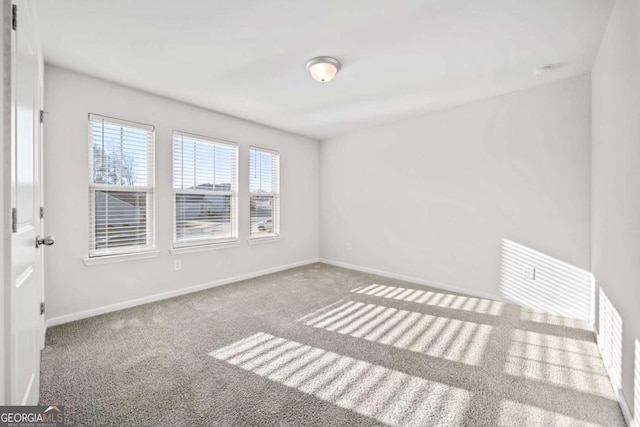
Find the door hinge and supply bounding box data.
[40,206,44,219]
[40,110,45,124]
[11,208,17,232]
[12,5,17,31]
[40,302,45,315]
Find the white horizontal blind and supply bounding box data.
[88,114,155,257]
[249,146,280,238]
[173,132,238,246]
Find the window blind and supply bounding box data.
[88,114,155,257]
[173,132,238,245]
[249,146,280,238]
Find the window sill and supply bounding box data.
[248,235,281,245]
[170,240,241,255]
[83,250,160,266]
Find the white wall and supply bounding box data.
[320,75,592,307]
[591,0,640,421]
[43,65,319,323]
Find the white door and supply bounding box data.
[10,0,45,406]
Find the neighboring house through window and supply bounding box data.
[173,131,238,246]
[249,146,280,238]
[88,114,155,257]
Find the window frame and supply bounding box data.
[172,131,239,248]
[87,113,156,258]
[249,145,280,240]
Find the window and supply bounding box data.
[173,132,238,246]
[249,147,279,238]
[88,114,154,257]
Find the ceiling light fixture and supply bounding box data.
[533,64,556,77]
[306,56,341,83]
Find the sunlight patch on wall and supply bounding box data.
[597,288,623,393]
[210,332,470,426]
[499,400,601,427]
[350,284,503,315]
[299,300,492,365]
[499,239,594,322]
[504,329,615,398]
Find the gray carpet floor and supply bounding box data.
[40,263,626,426]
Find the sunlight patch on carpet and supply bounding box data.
[299,301,492,365]
[504,329,615,398]
[499,399,601,427]
[210,332,470,426]
[351,284,503,315]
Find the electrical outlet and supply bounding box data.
[346,242,352,251]
[522,266,536,280]
[174,259,182,271]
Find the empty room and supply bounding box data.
[2,0,639,426]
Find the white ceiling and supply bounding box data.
[33,0,613,140]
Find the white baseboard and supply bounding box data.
[619,394,634,427]
[614,377,634,426]
[318,258,504,302]
[45,258,320,328]
[596,332,635,427]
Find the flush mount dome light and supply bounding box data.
[533,64,561,77]
[306,56,341,83]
